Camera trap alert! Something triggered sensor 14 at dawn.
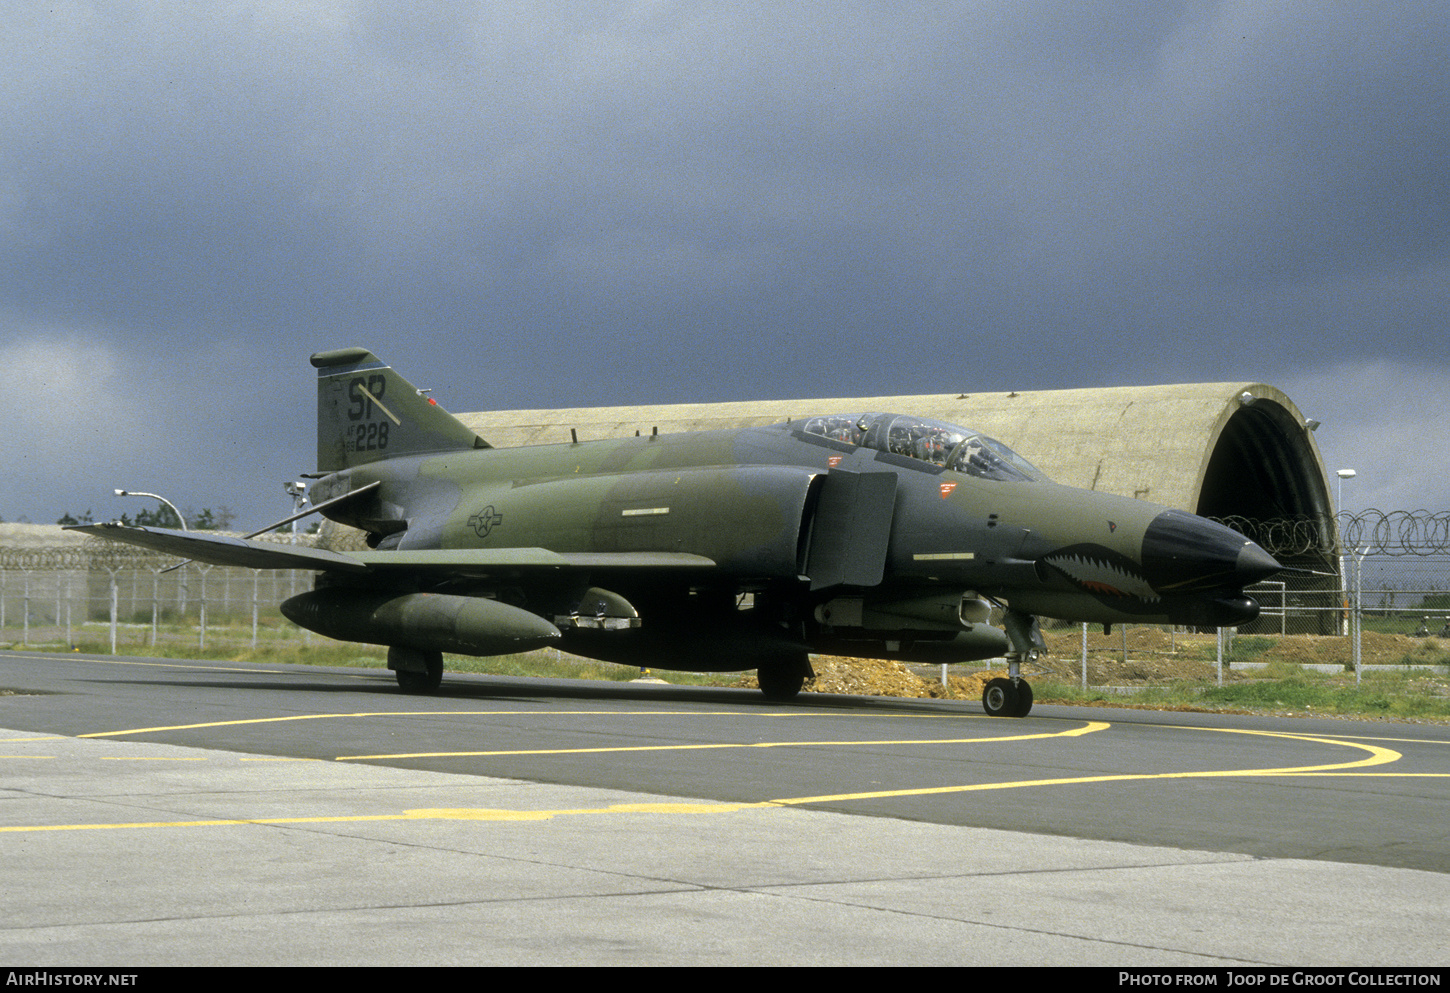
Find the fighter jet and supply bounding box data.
[72,347,1282,716]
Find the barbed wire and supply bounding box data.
[1214,516,1328,557]
[1338,510,1450,556]
[1214,510,1450,557]
[0,531,316,571]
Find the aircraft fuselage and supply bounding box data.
[306,417,1276,671]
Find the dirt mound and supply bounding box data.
[729,630,1450,703]
[1035,628,1221,684]
[738,655,999,700]
[1254,631,1446,667]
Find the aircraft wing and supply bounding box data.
[66,524,373,573]
[67,524,715,575]
[349,549,716,572]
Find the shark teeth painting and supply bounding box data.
[1043,549,1160,601]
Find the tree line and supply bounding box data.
[52,507,236,530]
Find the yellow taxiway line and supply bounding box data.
[0,724,1423,835]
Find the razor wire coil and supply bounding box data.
[1213,510,1450,557]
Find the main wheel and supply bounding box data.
[981,677,1019,717]
[392,647,443,693]
[757,666,805,702]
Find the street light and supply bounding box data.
[1335,469,1356,513]
[283,481,308,543]
[1334,470,1356,638]
[114,489,187,531]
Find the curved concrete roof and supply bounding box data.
[459,381,1331,523]
[0,522,90,549]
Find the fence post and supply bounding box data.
[1081,621,1088,690]
[109,570,119,655]
[150,568,160,646]
[251,570,260,650]
[1352,544,1367,686]
[197,565,211,651]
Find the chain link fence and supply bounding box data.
[0,529,314,654]
[1224,510,1450,667]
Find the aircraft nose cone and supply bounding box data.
[1141,510,1282,594]
[1235,540,1283,586]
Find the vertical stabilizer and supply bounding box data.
[310,347,491,472]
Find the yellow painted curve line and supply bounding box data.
[768,733,1402,806]
[0,802,766,833]
[1,714,717,742]
[0,727,1413,835]
[42,708,984,739]
[335,721,1109,760]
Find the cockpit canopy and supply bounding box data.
[798,413,1045,483]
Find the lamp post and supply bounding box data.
[113,489,187,531]
[112,489,188,649]
[1335,470,1356,637]
[1335,469,1356,513]
[283,481,308,544]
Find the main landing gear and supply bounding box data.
[757,650,816,702]
[390,646,443,693]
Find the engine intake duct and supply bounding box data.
[810,628,1009,664]
[553,587,642,632]
[814,591,994,631]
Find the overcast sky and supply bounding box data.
[3,1,1446,528]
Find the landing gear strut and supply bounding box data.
[390,646,443,693]
[983,609,1042,717]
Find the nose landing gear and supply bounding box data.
[981,676,1033,717]
[982,608,1043,717]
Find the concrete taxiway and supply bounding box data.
[1,651,1447,966]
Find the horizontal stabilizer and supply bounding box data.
[65,524,371,573]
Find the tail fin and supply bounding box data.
[311,347,491,472]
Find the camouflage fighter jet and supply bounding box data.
[72,348,1282,716]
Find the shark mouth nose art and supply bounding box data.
[1042,546,1160,602]
[1042,548,1159,601]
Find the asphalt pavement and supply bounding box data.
[2,650,1447,967]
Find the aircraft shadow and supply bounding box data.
[80,668,972,714]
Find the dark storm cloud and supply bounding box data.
[2,2,1446,524]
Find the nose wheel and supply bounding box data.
[982,677,1033,717]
